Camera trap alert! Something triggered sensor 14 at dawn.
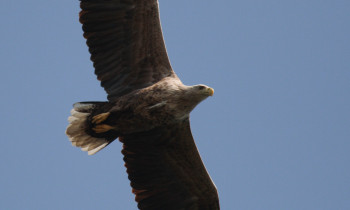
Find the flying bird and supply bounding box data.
[66,0,219,209]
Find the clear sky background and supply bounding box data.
[1,0,349,209]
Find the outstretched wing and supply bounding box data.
[120,120,220,210]
[79,0,175,100]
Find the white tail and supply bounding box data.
[66,109,109,155]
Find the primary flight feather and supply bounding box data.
[66,0,219,209]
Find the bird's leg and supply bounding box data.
[92,124,115,133]
[91,112,114,133]
[92,112,110,124]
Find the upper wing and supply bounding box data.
[79,0,175,100]
[120,120,220,210]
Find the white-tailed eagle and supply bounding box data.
[66,0,219,209]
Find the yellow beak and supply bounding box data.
[207,87,214,96]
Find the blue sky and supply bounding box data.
[1,0,349,209]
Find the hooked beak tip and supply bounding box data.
[208,88,214,96]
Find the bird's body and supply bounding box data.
[66,0,219,209]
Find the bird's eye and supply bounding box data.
[198,86,205,90]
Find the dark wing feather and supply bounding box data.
[79,0,175,100]
[120,120,220,210]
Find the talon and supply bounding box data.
[92,124,115,133]
[92,112,110,124]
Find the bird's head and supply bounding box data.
[192,84,214,97]
[166,82,214,119]
[181,84,214,107]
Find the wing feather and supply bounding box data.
[120,120,220,210]
[79,0,175,100]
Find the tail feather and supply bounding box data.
[66,102,117,155]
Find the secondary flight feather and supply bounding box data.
[66,0,219,209]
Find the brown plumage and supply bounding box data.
[66,0,219,209]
